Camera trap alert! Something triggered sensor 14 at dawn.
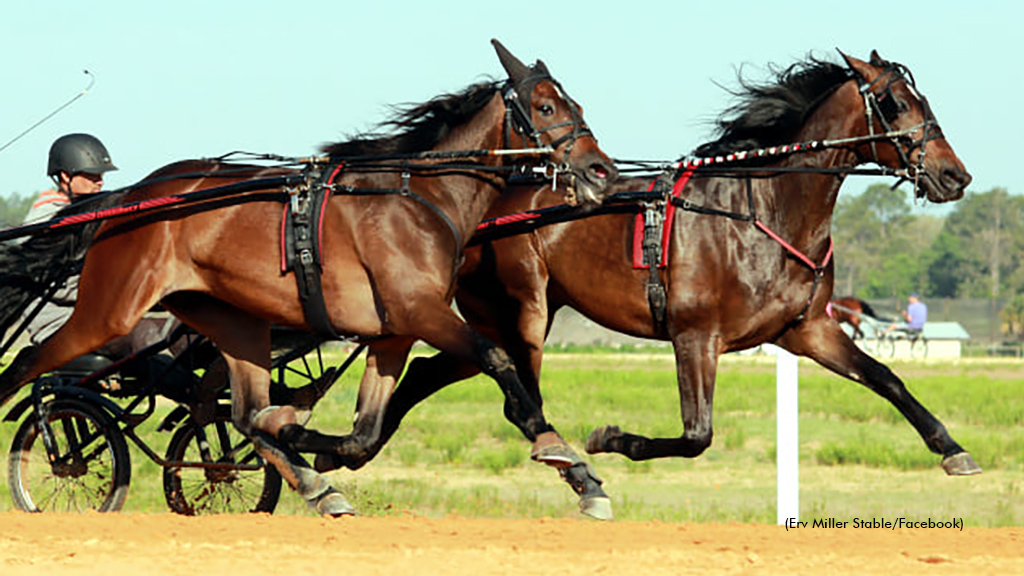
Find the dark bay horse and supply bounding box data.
[829,296,885,340]
[0,41,617,516]
[346,51,977,518]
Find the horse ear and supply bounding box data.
[534,59,551,76]
[837,49,876,82]
[868,49,888,67]
[491,39,531,84]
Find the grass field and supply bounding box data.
[1,350,1022,526]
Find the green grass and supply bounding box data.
[2,351,1023,526]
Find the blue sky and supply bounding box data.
[1,1,1017,214]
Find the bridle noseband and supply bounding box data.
[852,62,944,197]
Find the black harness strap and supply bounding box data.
[398,170,464,250]
[641,172,678,335]
[283,167,339,339]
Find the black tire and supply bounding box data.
[162,409,281,515]
[8,399,131,513]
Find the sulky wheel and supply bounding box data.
[8,399,131,513]
[162,408,281,515]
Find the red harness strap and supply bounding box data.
[632,169,693,269]
[754,219,834,272]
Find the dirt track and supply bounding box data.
[0,512,1021,575]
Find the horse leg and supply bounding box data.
[161,292,355,516]
[586,330,718,460]
[283,337,414,471]
[496,300,612,518]
[390,300,579,468]
[779,316,980,475]
[852,318,864,340]
[0,279,159,406]
[335,350,482,465]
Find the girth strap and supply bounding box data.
[639,172,677,335]
[282,168,338,339]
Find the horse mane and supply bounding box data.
[0,191,127,338]
[320,81,501,158]
[694,57,852,158]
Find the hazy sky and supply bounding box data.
[1,1,1017,215]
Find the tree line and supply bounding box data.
[832,183,1024,338]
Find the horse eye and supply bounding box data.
[539,104,555,117]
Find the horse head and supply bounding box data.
[492,39,617,206]
[840,50,971,203]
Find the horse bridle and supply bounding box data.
[501,73,595,199]
[852,61,945,197]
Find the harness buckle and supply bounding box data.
[400,170,412,196]
[290,189,310,215]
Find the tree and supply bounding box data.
[0,193,35,228]
[930,188,1024,298]
[1000,293,1024,340]
[832,183,931,298]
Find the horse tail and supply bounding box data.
[856,299,880,320]
[0,191,127,339]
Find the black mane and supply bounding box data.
[0,191,127,337]
[321,81,501,158]
[694,58,852,158]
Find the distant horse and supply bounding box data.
[334,50,978,518]
[0,41,617,516]
[829,296,884,340]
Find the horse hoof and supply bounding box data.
[309,488,356,518]
[585,425,620,454]
[579,496,613,521]
[942,452,982,476]
[531,431,578,468]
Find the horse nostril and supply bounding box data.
[590,163,609,179]
[945,167,972,189]
[958,170,972,189]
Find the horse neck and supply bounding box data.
[759,80,865,244]
[427,93,509,241]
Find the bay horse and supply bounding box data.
[829,296,885,340]
[338,51,977,518]
[0,41,617,516]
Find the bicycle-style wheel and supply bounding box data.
[909,337,929,359]
[875,337,895,359]
[162,409,281,515]
[8,399,131,513]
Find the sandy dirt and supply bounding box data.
[0,512,1021,575]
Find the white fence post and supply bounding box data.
[776,347,799,525]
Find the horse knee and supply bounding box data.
[682,429,713,457]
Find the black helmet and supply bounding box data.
[47,133,118,177]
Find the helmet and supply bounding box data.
[47,133,118,177]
